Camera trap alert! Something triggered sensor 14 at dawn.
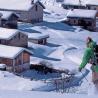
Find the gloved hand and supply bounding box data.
[78,67,82,72]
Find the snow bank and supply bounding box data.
[0,71,48,91]
[0,90,98,98]
[29,42,56,57]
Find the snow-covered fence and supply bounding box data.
[45,69,90,93]
[53,74,75,93]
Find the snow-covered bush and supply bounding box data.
[39,60,53,68]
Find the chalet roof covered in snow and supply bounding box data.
[0,0,44,11]
[28,33,49,40]
[63,0,86,6]
[0,27,19,40]
[67,9,97,19]
[86,0,98,6]
[0,13,2,17]
[0,45,24,59]
[0,11,19,20]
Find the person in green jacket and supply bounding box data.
[79,37,98,84]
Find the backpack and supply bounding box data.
[93,45,98,65]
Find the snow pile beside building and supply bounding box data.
[0,71,54,91]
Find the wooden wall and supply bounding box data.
[0,32,28,47]
[0,57,13,66]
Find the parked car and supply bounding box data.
[0,64,6,71]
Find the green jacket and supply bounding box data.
[79,41,98,72]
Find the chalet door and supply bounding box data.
[38,40,44,44]
[86,21,92,26]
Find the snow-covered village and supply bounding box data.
[0,0,98,98]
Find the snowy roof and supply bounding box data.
[28,33,49,40]
[86,0,98,6]
[0,44,24,59]
[0,11,19,19]
[0,27,19,40]
[63,0,86,6]
[0,0,44,11]
[0,13,2,17]
[67,9,97,19]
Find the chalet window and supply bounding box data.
[18,33,21,39]
[88,6,91,9]
[38,40,44,44]
[74,6,78,9]
[87,21,92,26]
[14,36,17,39]
[74,20,76,23]
[35,5,38,11]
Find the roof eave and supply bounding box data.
[35,1,45,9]
[67,16,95,19]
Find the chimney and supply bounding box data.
[31,0,34,4]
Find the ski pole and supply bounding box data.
[80,71,91,86]
[80,71,89,82]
